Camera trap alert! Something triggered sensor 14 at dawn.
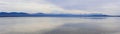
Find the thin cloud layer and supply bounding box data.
[0,0,120,15]
[0,0,64,13]
[48,0,120,15]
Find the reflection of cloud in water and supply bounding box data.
[0,17,120,34]
[1,22,64,34]
[44,23,120,34]
[0,17,64,34]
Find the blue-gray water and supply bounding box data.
[0,17,120,34]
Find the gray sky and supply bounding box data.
[0,0,120,15]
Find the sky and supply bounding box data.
[0,0,120,15]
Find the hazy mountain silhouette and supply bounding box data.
[0,12,111,17]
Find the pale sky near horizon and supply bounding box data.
[0,0,120,15]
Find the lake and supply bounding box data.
[0,17,120,34]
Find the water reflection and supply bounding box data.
[44,23,120,34]
[44,23,104,34]
[0,17,120,34]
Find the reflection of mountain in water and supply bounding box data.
[0,12,110,17]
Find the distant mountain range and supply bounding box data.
[0,12,119,17]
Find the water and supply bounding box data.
[0,17,120,34]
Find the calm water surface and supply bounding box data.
[0,17,120,34]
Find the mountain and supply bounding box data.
[0,12,111,17]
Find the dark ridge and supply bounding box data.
[0,12,115,17]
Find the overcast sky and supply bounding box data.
[0,0,120,15]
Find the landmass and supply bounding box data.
[0,12,118,17]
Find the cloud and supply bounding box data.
[0,0,93,14]
[0,0,120,15]
[0,0,65,13]
[48,0,120,15]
